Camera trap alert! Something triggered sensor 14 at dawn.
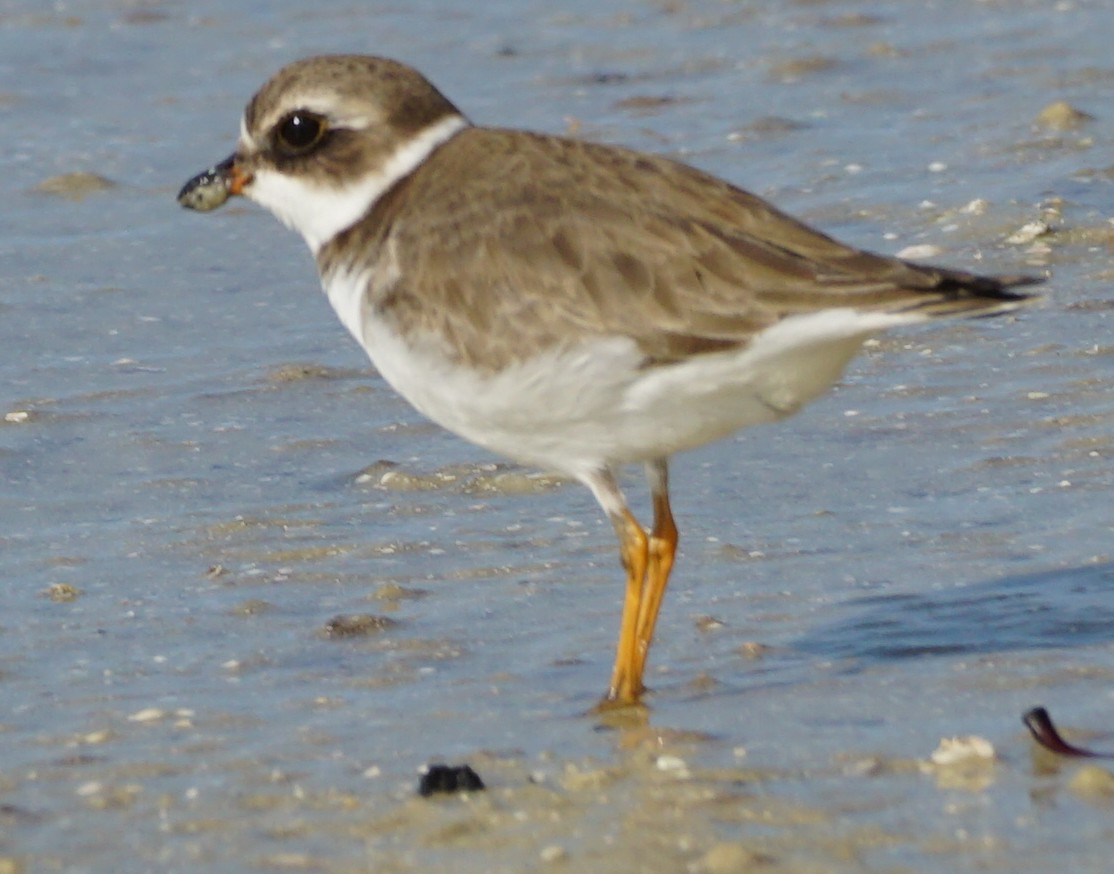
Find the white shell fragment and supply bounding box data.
[896,243,944,260]
[929,735,996,766]
[1005,220,1052,246]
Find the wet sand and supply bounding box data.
[4,1,1114,871]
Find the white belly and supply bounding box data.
[326,270,922,479]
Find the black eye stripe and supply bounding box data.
[274,111,327,154]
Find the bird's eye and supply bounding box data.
[275,111,327,154]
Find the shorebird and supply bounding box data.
[179,55,1039,705]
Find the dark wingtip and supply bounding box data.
[915,268,1044,318]
[988,273,1046,296]
[942,270,1046,301]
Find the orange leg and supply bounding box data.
[632,459,678,684]
[606,507,650,703]
[585,462,678,706]
[583,468,651,705]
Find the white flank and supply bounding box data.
[244,113,468,253]
[321,270,931,479]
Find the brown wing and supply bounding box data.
[329,127,1039,371]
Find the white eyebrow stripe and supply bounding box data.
[328,114,376,130]
[239,115,256,151]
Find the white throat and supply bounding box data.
[245,113,468,253]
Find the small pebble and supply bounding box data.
[44,583,79,603]
[539,845,567,863]
[127,708,166,724]
[689,842,770,873]
[736,642,768,660]
[1034,100,1094,131]
[694,615,726,632]
[1069,765,1114,799]
[655,755,693,780]
[656,754,689,773]
[960,198,989,215]
[378,470,436,491]
[372,582,426,602]
[322,614,398,638]
[1006,220,1052,245]
[417,763,485,797]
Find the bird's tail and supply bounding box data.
[886,268,1043,319]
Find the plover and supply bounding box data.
[179,55,1039,705]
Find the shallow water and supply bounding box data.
[4,0,1114,871]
